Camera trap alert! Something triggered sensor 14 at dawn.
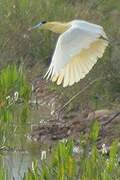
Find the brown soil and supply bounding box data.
[29,110,120,145]
[28,78,120,147]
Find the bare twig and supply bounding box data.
[102,112,120,126]
[56,78,105,117]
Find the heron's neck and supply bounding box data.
[43,22,70,33]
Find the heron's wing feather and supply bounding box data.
[63,39,108,87]
[45,24,108,86]
[52,39,108,87]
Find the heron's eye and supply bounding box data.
[42,21,47,24]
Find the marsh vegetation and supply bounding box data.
[0,0,120,179]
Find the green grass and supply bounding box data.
[0,168,8,180]
[23,121,120,180]
[0,65,119,179]
[0,1,120,179]
[1,137,120,180]
[0,64,31,147]
[0,0,120,111]
[0,64,31,121]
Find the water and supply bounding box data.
[0,103,53,180]
[1,151,40,180]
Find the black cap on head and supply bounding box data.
[41,21,47,24]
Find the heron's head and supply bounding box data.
[29,21,70,33]
[28,20,47,31]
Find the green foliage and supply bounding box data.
[0,0,74,66]
[50,141,76,180]
[0,65,31,121]
[0,0,120,179]
[0,0,120,110]
[0,64,31,146]
[0,168,8,180]
[24,141,76,180]
[0,65,30,101]
[89,120,100,142]
[23,122,120,180]
[0,64,31,179]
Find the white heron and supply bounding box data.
[30,20,108,87]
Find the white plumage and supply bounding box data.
[44,20,108,87]
[30,20,108,87]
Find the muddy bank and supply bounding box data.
[28,78,120,147]
[28,109,120,147]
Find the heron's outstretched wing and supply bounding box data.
[45,23,108,87]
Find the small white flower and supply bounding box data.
[31,84,34,91]
[41,151,46,160]
[23,34,29,39]
[32,161,36,172]
[102,144,108,154]
[6,96,11,100]
[118,142,120,147]
[106,159,110,167]
[73,146,80,154]
[50,102,55,115]
[6,95,13,105]
[14,91,19,101]
[59,138,68,143]
[50,110,55,115]
[13,5,16,9]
